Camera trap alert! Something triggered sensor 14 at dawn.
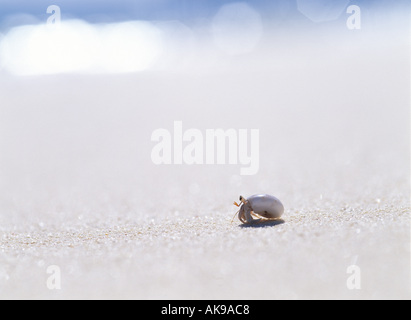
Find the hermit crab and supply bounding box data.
[233,194,284,224]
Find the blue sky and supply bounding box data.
[0,0,409,25]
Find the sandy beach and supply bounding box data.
[0,13,410,299]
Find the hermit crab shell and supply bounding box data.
[247,194,284,219]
